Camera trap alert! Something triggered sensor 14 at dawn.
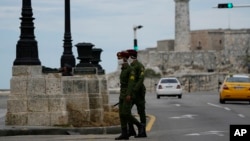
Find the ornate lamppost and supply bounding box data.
[13,0,41,65]
[60,0,75,68]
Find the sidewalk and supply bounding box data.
[0,124,120,136]
[0,134,154,141]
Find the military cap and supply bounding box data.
[120,51,130,59]
[126,49,137,59]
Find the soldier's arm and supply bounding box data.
[126,69,135,97]
[134,65,145,92]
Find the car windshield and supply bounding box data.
[161,79,178,83]
[226,77,250,83]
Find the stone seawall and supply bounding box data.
[6,66,110,126]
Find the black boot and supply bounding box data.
[135,123,147,138]
[128,123,136,137]
[133,122,144,138]
[115,127,129,140]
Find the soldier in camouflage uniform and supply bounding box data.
[126,49,147,138]
[115,51,143,140]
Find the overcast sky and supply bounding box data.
[1,0,250,89]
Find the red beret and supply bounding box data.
[120,51,129,59]
[126,49,137,58]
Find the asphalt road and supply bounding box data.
[1,91,250,141]
[147,91,250,141]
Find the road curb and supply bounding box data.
[0,126,120,136]
[0,114,156,136]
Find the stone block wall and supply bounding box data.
[6,66,68,126]
[62,76,91,126]
[176,73,218,92]
[157,40,174,51]
[99,76,110,112]
[138,50,217,76]
[6,66,110,126]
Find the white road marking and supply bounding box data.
[185,131,225,136]
[238,114,245,118]
[175,104,181,107]
[207,103,222,108]
[208,103,231,111]
[202,131,225,136]
[169,114,197,119]
[186,133,200,136]
[207,103,246,119]
[224,107,231,111]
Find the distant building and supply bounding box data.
[155,28,250,52]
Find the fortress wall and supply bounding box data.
[108,29,250,93]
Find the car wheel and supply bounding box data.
[219,99,225,104]
[157,95,160,99]
[178,95,182,99]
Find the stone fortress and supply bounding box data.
[108,0,250,93]
[139,28,250,75]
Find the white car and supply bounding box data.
[156,77,183,99]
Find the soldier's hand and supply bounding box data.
[125,95,131,102]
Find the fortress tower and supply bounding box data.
[174,0,191,51]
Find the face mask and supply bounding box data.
[118,59,123,69]
[118,59,123,66]
[127,57,134,64]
